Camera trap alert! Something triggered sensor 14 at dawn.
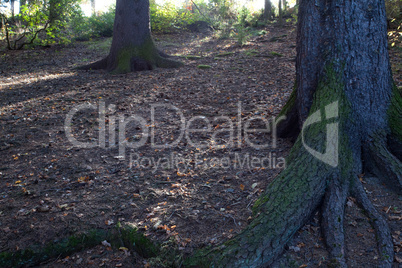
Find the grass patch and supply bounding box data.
[244,49,259,57]
[270,51,284,57]
[197,64,212,69]
[185,55,203,60]
[0,225,178,267]
[215,52,235,57]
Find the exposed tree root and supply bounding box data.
[351,176,394,267]
[75,57,108,71]
[185,140,332,267]
[155,54,184,69]
[186,145,397,267]
[76,47,182,72]
[321,177,349,268]
[364,138,402,193]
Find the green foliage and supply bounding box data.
[150,1,203,33]
[1,0,84,49]
[71,6,115,41]
[210,2,264,45]
[1,3,49,49]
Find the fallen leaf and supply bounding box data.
[395,255,402,263]
[297,242,306,248]
[105,219,114,226]
[101,240,111,247]
[389,215,402,220]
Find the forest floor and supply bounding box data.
[0,23,401,267]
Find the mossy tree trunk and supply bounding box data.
[186,0,401,267]
[49,0,62,24]
[79,0,182,73]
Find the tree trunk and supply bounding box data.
[19,0,26,14]
[263,0,272,21]
[91,0,95,16]
[79,0,182,73]
[49,0,62,25]
[278,0,283,26]
[10,0,15,18]
[185,0,401,267]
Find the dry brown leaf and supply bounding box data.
[395,255,402,263]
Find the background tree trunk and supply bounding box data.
[263,0,272,21]
[49,0,62,25]
[79,0,182,73]
[10,0,15,18]
[186,0,401,267]
[19,0,26,14]
[91,0,95,16]
[278,0,283,26]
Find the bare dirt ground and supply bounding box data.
[0,24,401,267]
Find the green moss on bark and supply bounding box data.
[0,226,161,267]
[114,36,183,74]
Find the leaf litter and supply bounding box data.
[0,23,401,267]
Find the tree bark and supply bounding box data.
[185,0,401,267]
[19,0,26,14]
[91,0,95,16]
[10,0,15,18]
[263,0,272,21]
[49,0,62,25]
[78,0,182,73]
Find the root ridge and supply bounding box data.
[365,139,402,192]
[351,176,394,267]
[321,177,349,267]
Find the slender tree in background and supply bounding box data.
[91,0,95,16]
[79,0,182,73]
[278,0,283,26]
[263,0,272,21]
[186,0,401,266]
[10,0,14,17]
[49,0,62,25]
[19,0,26,14]
[283,0,288,12]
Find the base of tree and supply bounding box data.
[77,42,182,74]
[184,69,401,268]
